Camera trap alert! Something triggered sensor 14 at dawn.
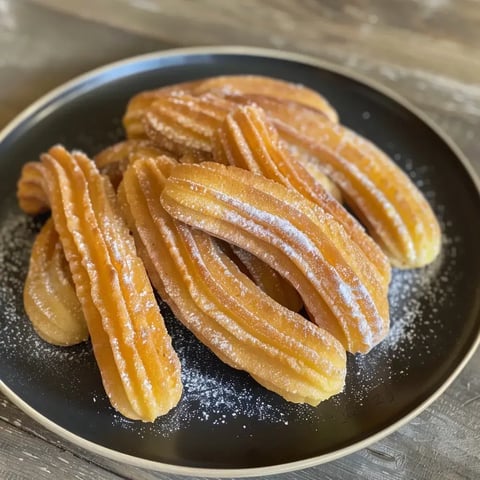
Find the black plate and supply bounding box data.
[1,47,480,476]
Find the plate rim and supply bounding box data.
[1,45,480,477]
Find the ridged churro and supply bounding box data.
[119,156,346,404]
[94,139,172,189]
[41,146,182,421]
[222,243,303,312]
[262,100,441,268]
[17,161,49,215]
[161,162,390,353]
[24,218,88,346]
[141,92,339,199]
[191,75,338,123]
[213,105,391,290]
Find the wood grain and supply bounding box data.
[0,1,170,128]
[1,1,479,479]
[29,0,480,82]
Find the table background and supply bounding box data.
[1,1,479,479]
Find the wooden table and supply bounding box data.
[1,1,479,478]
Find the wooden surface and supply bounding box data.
[1,0,479,478]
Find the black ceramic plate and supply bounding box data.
[1,47,480,477]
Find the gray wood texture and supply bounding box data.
[1,0,479,478]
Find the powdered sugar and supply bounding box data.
[338,200,460,406]
[124,308,298,433]
[0,207,92,366]
[0,184,462,437]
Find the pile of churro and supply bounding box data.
[16,75,441,422]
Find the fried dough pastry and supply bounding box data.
[223,92,324,126]
[217,92,339,197]
[252,100,442,267]
[141,92,340,199]
[220,243,303,312]
[213,105,391,289]
[142,93,231,162]
[123,75,337,139]
[191,75,339,123]
[141,94,342,307]
[17,161,49,215]
[122,79,201,139]
[119,155,346,405]
[161,162,390,354]
[24,218,88,346]
[41,145,182,421]
[94,139,172,189]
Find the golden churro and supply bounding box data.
[213,105,391,290]
[41,145,182,421]
[17,161,49,215]
[24,219,88,346]
[161,162,390,353]
[119,156,346,404]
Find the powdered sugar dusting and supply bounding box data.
[338,205,460,406]
[0,207,92,366]
[111,302,304,436]
[0,204,302,436]
[0,185,464,438]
